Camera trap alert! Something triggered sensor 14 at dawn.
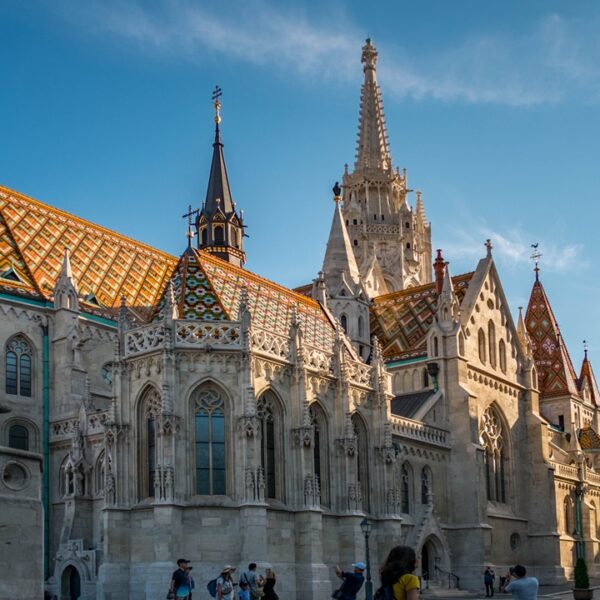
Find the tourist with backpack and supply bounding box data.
[207,565,236,600]
[240,563,265,600]
[376,546,419,600]
[169,559,194,600]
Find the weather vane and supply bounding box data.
[530,243,542,280]
[212,85,222,125]
[584,339,589,358]
[182,204,199,248]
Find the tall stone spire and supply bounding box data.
[355,39,392,171]
[54,248,79,311]
[196,86,246,267]
[322,183,361,289]
[340,39,433,295]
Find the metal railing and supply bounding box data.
[435,566,460,589]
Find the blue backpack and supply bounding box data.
[207,578,218,598]
[374,586,395,600]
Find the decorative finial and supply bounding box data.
[182,205,199,248]
[361,38,377,70]
[531,243,542,281]
[485,239,493,258]
[332,181,342,202]
[212,85,222,125]
[584,340,589,359]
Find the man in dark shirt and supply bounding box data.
[334,563,366,600]
[170,559,194,599]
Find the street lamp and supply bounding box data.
[360,518,373,600]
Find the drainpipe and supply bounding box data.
[41,319,50,579]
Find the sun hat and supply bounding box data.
[222,565,236,573]
[352,562,366,571]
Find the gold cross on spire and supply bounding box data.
[212,85,222,125]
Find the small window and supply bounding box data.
[353,219,357,225]
[405,222,410,228]
[5,335,32,397]
[381,215,385,221]
[353,240,358,246]
[558,415,565,431]
[346,220,349,226]
[374,214,377,220]
[214,225,224,245]
[201,228,208,246]
[340,315,348,334]
[8,424,29,450]
[406,243,410,249]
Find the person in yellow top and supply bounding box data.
[377,545,420,600]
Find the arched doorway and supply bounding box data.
[421,535,444,585]
[61,565,81,600]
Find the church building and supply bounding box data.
[0,39,599,600]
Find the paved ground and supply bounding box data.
[420,579,600,600]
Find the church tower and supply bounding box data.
[196,87,246,267]
[341,39,432,295]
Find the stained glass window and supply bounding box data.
[195,388,226,495]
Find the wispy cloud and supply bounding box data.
[440,219,585,273]
[51,0,600,106]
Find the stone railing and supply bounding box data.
[389,414,450,448]
[176,321,241,349]
[347,359,373,387]
[305,345,334,375]
[50,412,107,442]
[549,461,579,480]
[124,321,242,357]
[124,322,165,356]
[250,328,290,360]
[586,470,600,487]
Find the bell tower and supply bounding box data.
[196,86,246,267]
[340,39,432,294]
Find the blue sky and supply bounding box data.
[1,0,599,368]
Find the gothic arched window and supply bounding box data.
[257,391,281,500]
[488,321,497,368]
[421,466,432,504]
[358,315,364,337]
[194,386,226,495]
[201,227,208,246]
[310,403,329,507]
[401,462,412,513]
[564,495,575,535]
[214,225,224,245]
[340,314,348,334]
[5,335,32,396]
[499,339,507,373]
[8,424,28,450]
[479,406,508,503]
[352,413,369,512]
[423,368,429,389]
[139,386,161,499]
[478,329,487,364]
[95,451,106,496]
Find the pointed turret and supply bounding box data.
[525,274,579,398]
[437,261,459,323]
[322,184,361,291]
[355,38,392,171]
[54,248,79,311]
[196,87,246,267]
[579,345,599,405]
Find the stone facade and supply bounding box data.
[0,38,598,600]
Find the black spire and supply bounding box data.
[196,86,246,267]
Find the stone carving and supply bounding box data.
[348,483,362,511]
[304,474,321,507]
[176,322,241,348]
[124,323,165,356]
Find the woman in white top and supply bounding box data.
[217,565,236,600]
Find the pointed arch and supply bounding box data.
[5,333,33,396]
[403,371,411,392]
[564,495,575,535]
[136,384,161,500]
[3,417,38,451]
[310,401,330,507]
[479,404,510,503]
[499,339,507,373]
[352,412,370,512]
[488,321,497,368]
[412,369,419,391]
[478,328,486,364]
[421,465,433,504]
[400,461,413,514]
[191,381,228,496]
[422,368,429,389]
[257,389,285,501]
[340,314,348,334]
[95,451,105,496]
[458,332,465,356]
[393,372,402,394]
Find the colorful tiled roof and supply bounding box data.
[525,279,579,398]
[371,273,473,361]
[578,426,600,452]
[0,185,177,313]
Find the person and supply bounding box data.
[334,562,366,600]
[378,546,420,600]
[500,569,512,593]
[170,559,194,599]
[484,566,496,597]
[217,565,236,600]
[504,565,538,600]
[238,580,250,600]
[241,563,265,600]
[263,568,278,600]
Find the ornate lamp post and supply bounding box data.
[360,518,373,600]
